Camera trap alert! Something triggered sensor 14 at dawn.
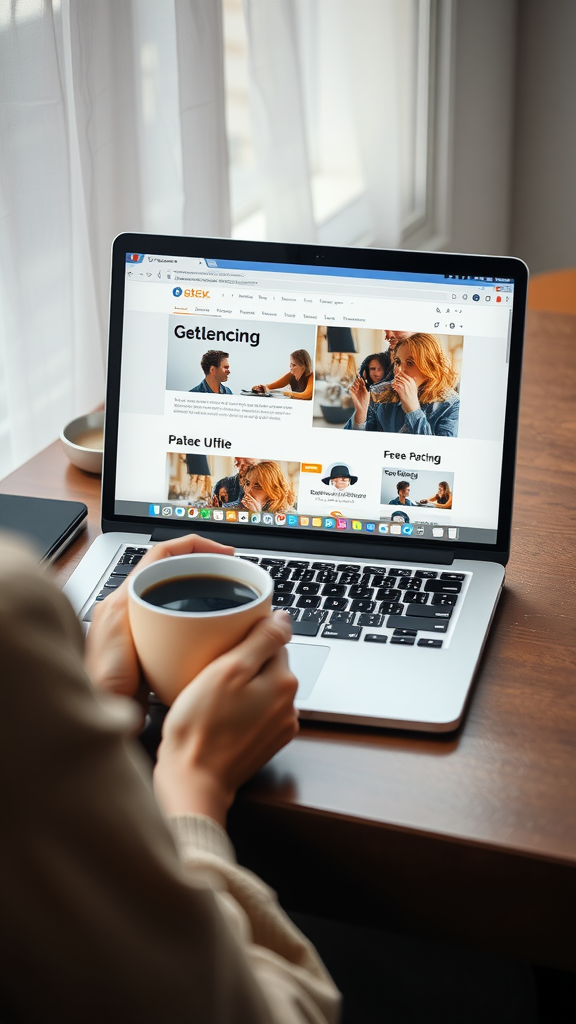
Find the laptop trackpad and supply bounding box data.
[287,643,330,701]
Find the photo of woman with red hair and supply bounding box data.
[239,461,297,513]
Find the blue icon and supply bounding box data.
[401,523,414,536]
[173,286,183,297]
[472,293,480,301]
[287,515,298,526]
[366,522,375,532]
[148,504,160,516]
[324,518,335,528]
[174,507,186,518]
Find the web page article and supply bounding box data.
[115,263,514,544]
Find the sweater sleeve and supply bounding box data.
[0,536,340,1024]
[288,373,314,400]
[266,372,292,390]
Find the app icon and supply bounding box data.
[312,517,322,527]
[366,522,375,532]
[174,506,186,518]
[172,286,182,297]
[199,509,211,519]
[324,518,335,528]
[238,511,249,523]
[352,520,362,531]
[472,293,480,301]
[250,513,261,524]
[213,509,224,520]
[148,504,160,516]
[448,527,458,539]
[416,525,425,536]
[299,516,310,526]
[390,523,402,535]
[162,506,172,516]
[432,527,444,537]
[187,507,199,518]
[336,519,347,530]
[287,514,298,526]
[378,523,388,534]
[401,523,414,536]
[263,513,274,525]
[275,513,286,525]
[225,510,237,521]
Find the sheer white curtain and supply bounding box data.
[0,0,229,478]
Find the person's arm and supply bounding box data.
[1,537,339,1024]
[264,372,292,391]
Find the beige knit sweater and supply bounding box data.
[0,537,340,1023]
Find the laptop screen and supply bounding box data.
[109,240,523,552]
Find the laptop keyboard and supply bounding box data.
[83,547,468,648]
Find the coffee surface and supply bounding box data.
[142,574,259,613]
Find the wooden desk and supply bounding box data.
[1,310,575,971]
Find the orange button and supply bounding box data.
[301,463,323,474]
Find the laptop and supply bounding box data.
[64,233,527,732]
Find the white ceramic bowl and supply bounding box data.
[60,411,104,474]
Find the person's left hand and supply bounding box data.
[241,492,262,512]
[85,534,234,704]
[392,372,420,413]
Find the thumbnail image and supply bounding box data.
[381,468,455,510]
[322,462,358,490]
[166,453,300,514]
[313,326,463,437]
[166,315,316,400]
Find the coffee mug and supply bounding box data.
[128,553,273,705]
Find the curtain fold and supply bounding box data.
[0,0,229,477]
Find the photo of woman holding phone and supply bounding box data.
[239,461,297,513]
[346,333,460,437]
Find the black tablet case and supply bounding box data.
[0,494,88,563]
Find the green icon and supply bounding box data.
[199,509,211,519]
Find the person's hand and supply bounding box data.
[349,375,370,424]
[153,611,298,826]
[241,492,262,512]
[251,384,266,394]
[392,372,420,413]
[85,534,234,705]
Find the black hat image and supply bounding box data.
[322,463,358,486]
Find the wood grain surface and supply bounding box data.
[2,310,575,968]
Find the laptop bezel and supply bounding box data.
[102,232,527,567]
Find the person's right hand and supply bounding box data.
[349,375,370,424]
[153,611,298,826]
[251,384,266,394]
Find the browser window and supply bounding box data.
[115,252,515,546]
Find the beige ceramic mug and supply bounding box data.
[128,553,273,705]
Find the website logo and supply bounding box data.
[263,512,274,525]
[336,519,347,530]
[352,520,362,531]
[324,518,335,529]
[250,512,261,524]
[401,523,414,536]
[287,514,298,526]
[173,286,183,297]
[199,509,211,519]
[148,504,160,517]
[275,513,286,526]
[162,506,172,517]
[174,506,186,518]
[213,509,224,520]
[238,511,249,523]
[187,507,199,518]
[378,523,388,534]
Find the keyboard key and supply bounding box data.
[109,564,133,577]
[398,578,422,591]
[322,624,361,641]
[386,615,448,633]
[393,628,417,637]
[292,620,321,637]
[387,568,412,577]
[432,594,458,606]
[261,558,286,566]
[290,569,315,581]
[273,581,294,593]
[349,585,374,599]
[272,594,295,607]
[418,638,443,648]
[323,597,349,611]
[297,595,322,609]
[358,613,383,627]
[277,607,300,621]
[301,609,328,623]
[312,562,335,570]
[415,570,438,579]
[405,604,452,619]
[269,567,291,580]
[337,564,361,573]
[390,636,415,646]
[296,582,320,595]
[287,560,309,568]
[239,555,260,562]
[362,565,387,575]
[424,580,462,594]
[350,599,375,613]
[125,547,148,555]
[330,611,355,624]
[315,570,338,583]
[402,592,428,604]
[376,587,401,601]
[378,601,402,615]
[337,572,361,585]
[103,578,123,589]
[364,633,387,643]
[440,572,465,581]
[322,584,346,597]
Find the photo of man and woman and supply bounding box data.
[381,469,455,510]
[166,315,316,400]
[166,453,300,514]
[313,326,463,437]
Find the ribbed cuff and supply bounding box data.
[168,813,236,864]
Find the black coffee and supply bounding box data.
[142,574,259,613]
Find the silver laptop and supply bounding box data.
[64,233,527,732]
